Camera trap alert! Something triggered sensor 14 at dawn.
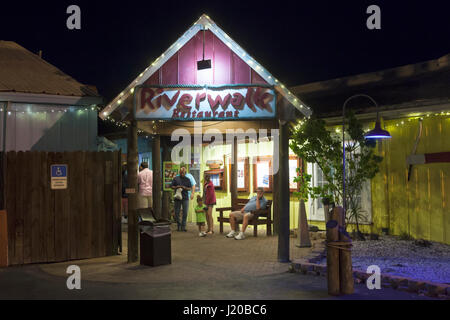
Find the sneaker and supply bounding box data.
[234,232,245,240]
[226,230,237,238]
[199,232,207,237]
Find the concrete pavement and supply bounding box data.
[0,223,436,300]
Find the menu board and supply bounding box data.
[163,162,181,191]
[237,161,245,189]
[256,162,270,189]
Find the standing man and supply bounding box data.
[138,162,153,209]
[226,187,267,240]
[171,166,192,231]
[184,167,197,201]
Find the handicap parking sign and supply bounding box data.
[51,165,68,189]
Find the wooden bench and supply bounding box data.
[217,198,273,237]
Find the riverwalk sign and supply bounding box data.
[134,85,276,121]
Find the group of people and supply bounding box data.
[170,166,216,236]
[121,163,267,240]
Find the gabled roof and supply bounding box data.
[100,14,312,120]
[0,41,101,103]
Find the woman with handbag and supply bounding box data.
[203,174,216,235]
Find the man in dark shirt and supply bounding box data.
[171,167,192,231]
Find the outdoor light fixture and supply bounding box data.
[197,28,211,70]
[364,117,392,139]
[342,94,390,218]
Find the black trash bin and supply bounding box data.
[139,220,172,267]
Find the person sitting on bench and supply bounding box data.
[226,187,268,240]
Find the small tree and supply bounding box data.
[289,112,383,238]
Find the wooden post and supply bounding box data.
[161,137,170,221]
[337,206,354,294]
[324,204,330,224]
[152,135,162,220]
[230,135,238,206]
[326,208,340,296]
[296,199,311,247]
[1,103,9,210]
[127,120,139,263]
[277,120,290,262]
[0,210,7,266]
[272,163,279,235]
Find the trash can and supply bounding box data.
[139,220,172,267]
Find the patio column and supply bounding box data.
[127,119,139,263]
[277,120,290,262]
[230,135,238,205]
[152,134,162,220]
[161,136,170,221]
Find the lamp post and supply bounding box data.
[341,94,391,217]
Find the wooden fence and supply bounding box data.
[3,151,121,265]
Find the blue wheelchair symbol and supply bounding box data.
[51,165,67,178]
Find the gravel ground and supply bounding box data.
[344,236,450,284]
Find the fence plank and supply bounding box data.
[6,152,16,265]
[68,152,78,260]
[78,152,91,259]
[46,152,56,262]
[54,152,70,262]
[39,152,48,262]
[30,151,41,263]
[84,152,94,258]
[0,153,4,210]
[104,152,114,256]
[95,152,106,257]
[112,151,121,254]
[23,152,33,264]
[14,151,26,265]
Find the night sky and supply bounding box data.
[2,0,450,103]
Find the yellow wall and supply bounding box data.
[187,116,449,245]
[368,116,450,244]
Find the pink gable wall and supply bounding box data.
[144,30,268,86]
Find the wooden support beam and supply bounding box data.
[277,120,290,262]
[127,120,139,263]
[161,137,170,221]
[230,136,238,205]
[0,210,7,266]
[337,206,354,295]
[326,208,340,296]
[152,135,162,220]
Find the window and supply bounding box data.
[252,156,273,192]
[228,157,250,192]
[204,169,227,191]
[289,156,302,192]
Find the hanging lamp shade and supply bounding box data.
[365,119,391,139]
[197,28,211,70]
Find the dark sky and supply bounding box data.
[2,0,450,103]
